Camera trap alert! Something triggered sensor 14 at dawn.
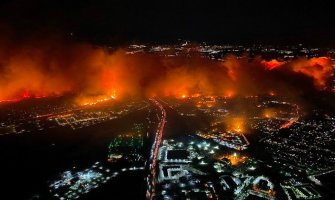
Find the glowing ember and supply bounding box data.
[220,152,247,166]
[224,90,234,98]
[262,59,285,70]
[263,109,277,119]
[225,117,246,133]
[76,91,117,106]
[280,118,299,129]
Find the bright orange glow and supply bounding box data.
[225,117,246,133]
[220,153,247,166]
[0,41,333,104]
[75,90,117,106]
[191,93,201,98]
[280,118,299,129]
[291,57,334,89]
[235,119,245,133]
[206,103,214,108]
[224,90,235,98]
[262,59,286,70]
[263,108,277,119]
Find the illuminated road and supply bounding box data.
[146,98,166,199]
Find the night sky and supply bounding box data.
[0,0,334,46]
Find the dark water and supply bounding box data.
[0,108,149,199]
[81,171,146,200]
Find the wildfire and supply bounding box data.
[224,90,235,98]
[220,152,247,166]
[291,57,334,89]
[263,108,277,119]
[227,117,246,133]
[76,90,117,106]
[280,118,299,129]
[0,90,50,103]
[0,41,334,104]
[262,59,286,70]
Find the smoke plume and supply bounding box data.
[0,39,334,104]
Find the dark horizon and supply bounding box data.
[1,1,335,200]
[1,0,334,47]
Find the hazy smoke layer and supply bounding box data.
[0,41,334,103]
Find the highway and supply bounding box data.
[146,98,167,199]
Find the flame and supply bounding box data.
[220,152,247,166]
[291,57,334,89]
[75,89,117,106]
[224,90,235,98]
[263,108,276,119]
[0,41,334,104]
[280,118,299,129]
[262,59,286,70]
[225,117,246,133]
